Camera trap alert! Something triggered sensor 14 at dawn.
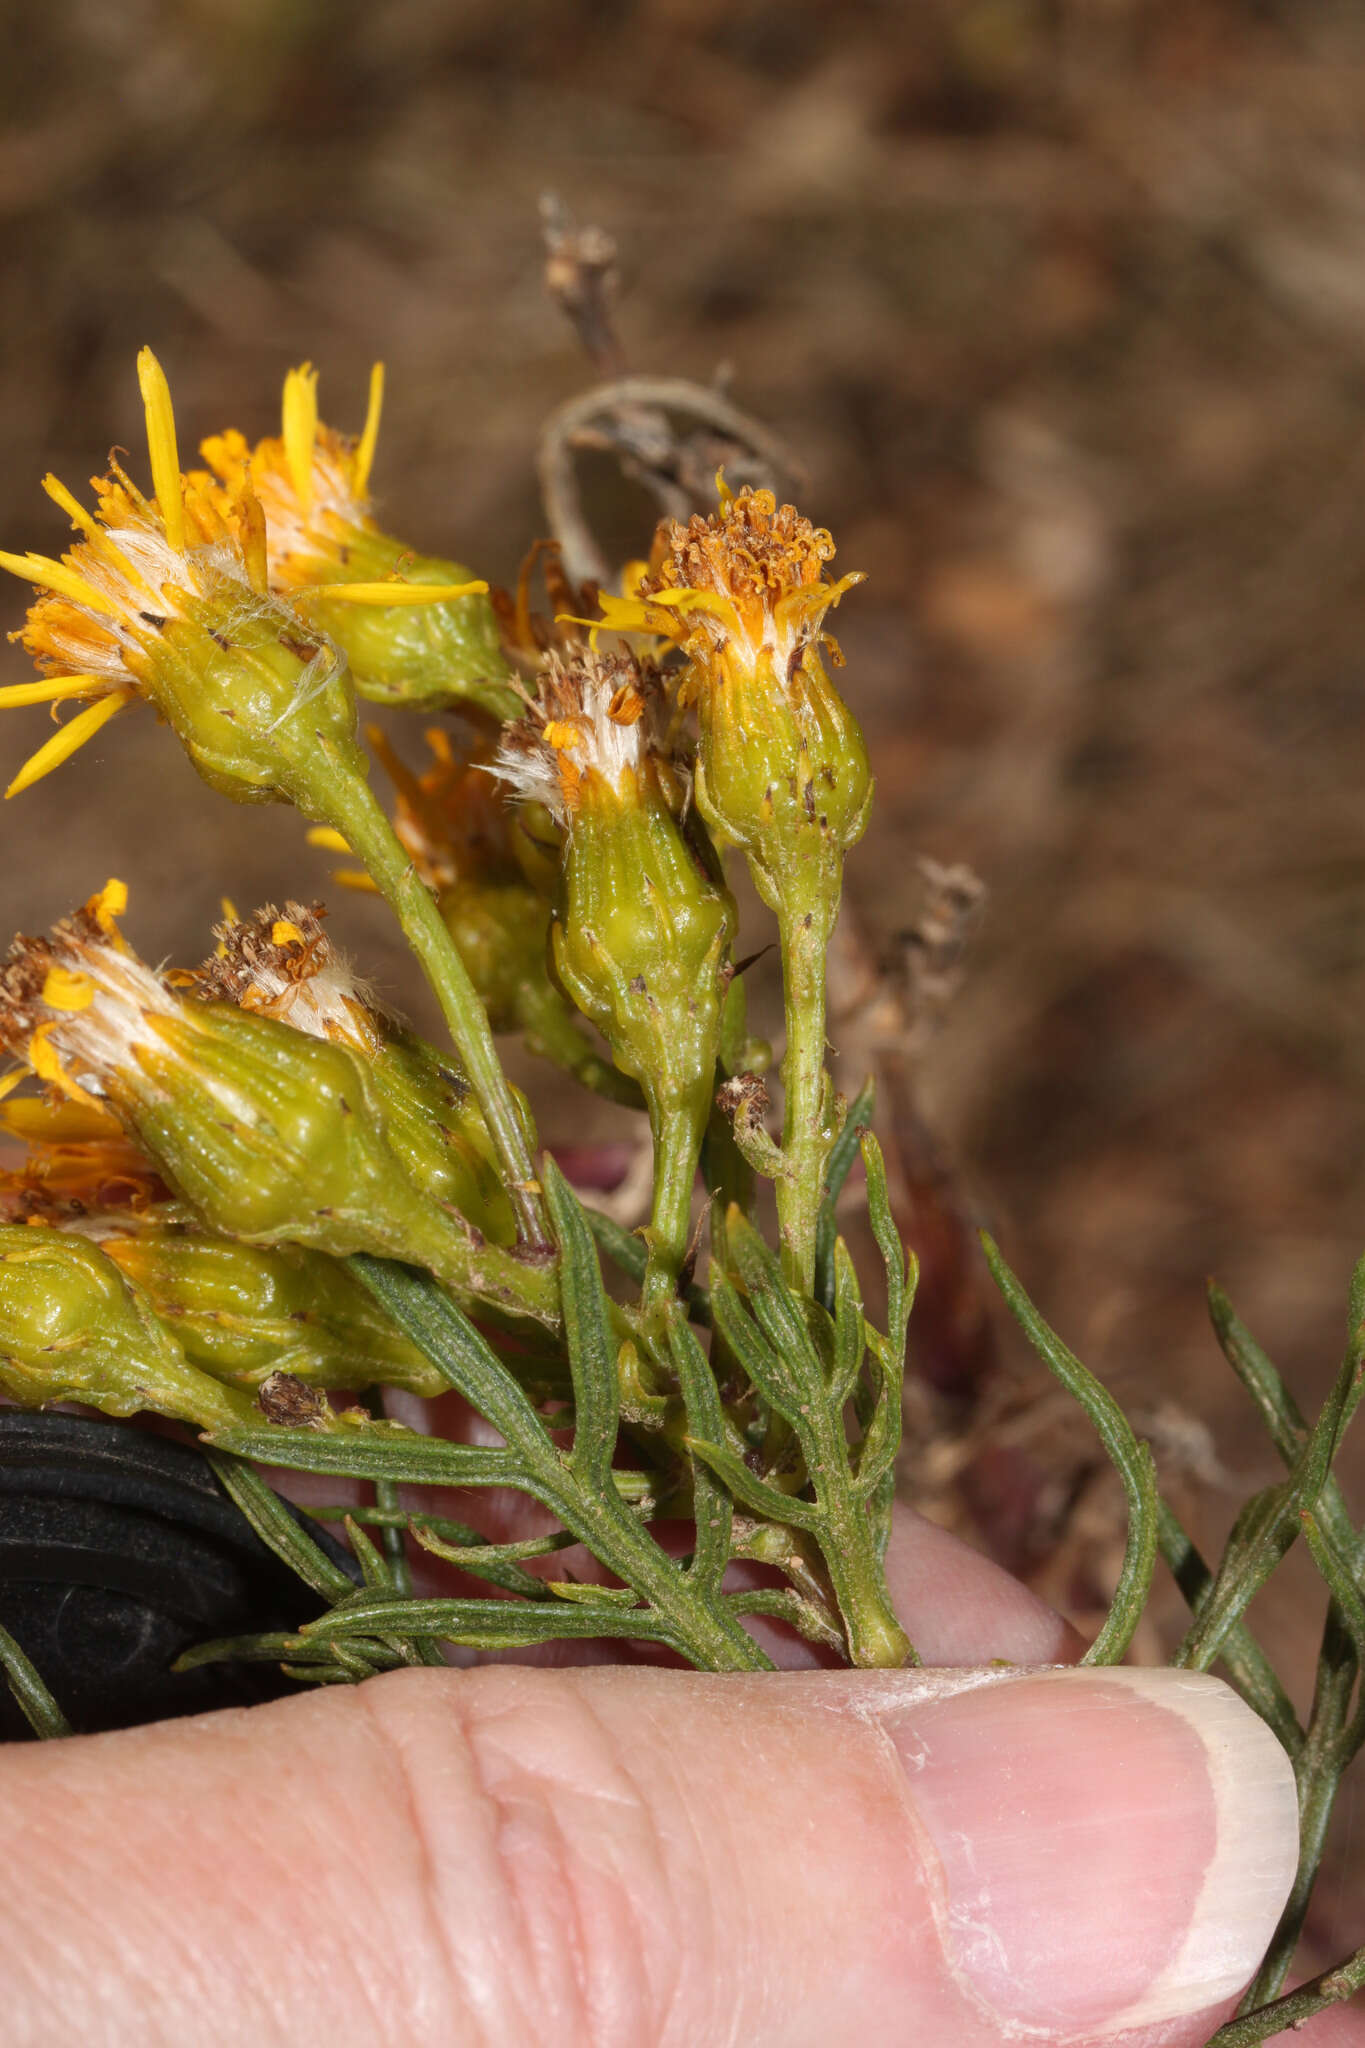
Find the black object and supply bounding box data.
[0,1410,357,1739]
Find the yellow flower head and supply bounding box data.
[193,362,385,594]
[593,483,864,698]
[192,363,509,713]
[491,650,666,826]
[0,351,488,801]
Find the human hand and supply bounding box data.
[2,1496,1348,2048]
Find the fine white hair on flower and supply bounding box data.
[194,901,388,1054]
[0,911,181,1106]
[488,650,663,825]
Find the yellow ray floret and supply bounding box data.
[136,348,186,554]
[282,362,320,522]
[5,689,136,799]
[294,578,488,607]
[353,362,385,499]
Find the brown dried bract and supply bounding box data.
[195,901,331,1007]
[256,1370,327,1428]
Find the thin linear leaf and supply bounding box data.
[350,1254,556,1459]
[984,1234,1158,1666]
[204,1449,357,1604]
[1156,1499,1302,1756]
[302,1593,679,1652]
[863,1133,915,1358]
[1208,1941,1365,2046]
[542,1156,620,1491]
[207,1423,522,1491]
[1209,1284,1363,1570]
[686,1436,821,1530]
[666,1303,733,1597]
[831,1237,867,1409]
[0,1624,70,1739]
[815,1076,875,1312]
[1174,1334,1365,1672]
[724,1588,846,1654]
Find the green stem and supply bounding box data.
[304,744,548,1246]
[641,1094,703,1322]
[807,1401,912,1667]
[1239,1606,1358,2011]
[774,890,837,1295]
[516,982,644,1110]
[1209,1942,1365,2045]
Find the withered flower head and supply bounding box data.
[489,649,666,826]
[593,483,863,696]
[0,879,180,1112]
[193,900,385,1057]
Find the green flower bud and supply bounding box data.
[0,904,557,1325]
[0,1224,260,1431]
[492,653,735,1129]
[194,900,517,1246]
[101,1227,444,1397]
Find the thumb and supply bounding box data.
[0,1662,1300,2046]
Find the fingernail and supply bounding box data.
[886,1668,1298,2035]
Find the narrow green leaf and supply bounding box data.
[831,1238,867,1409]
[1156,1499,1303,1756]
[1209,1284,1362,1570]
[725,1209,826,1393]
[862,1133,916,1362]
[686,1437,821,1530]
[543,1156,620,1492]
[724,1587,846,1654]
[0,1624,70,1739]
[207,1424,521,1491]
[350,1254,555,1459]
[983,1234,1158,1666]
[815,1076,875,1313]
[666,1304,733,1596]
[302,1593,679,1652]
[710,1266,806,1424]
[204,1449,357,1604]
[1175,1333,1365,1672]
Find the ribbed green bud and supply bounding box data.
[552,779,735,1126]
[102,1228,444,1397]
[364,1028,518,1246]
[300,522,518,718]
[694,646,872,916]
[132,589,361,807]
[0,1225,260,1431]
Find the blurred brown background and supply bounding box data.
[3,0,1365,1958]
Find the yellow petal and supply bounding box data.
[271,919,305,947]
[136,348,186,555]
[352,361,384,498]
[0,1096,122,1140]
[332,867,380,893]
[282,362,319,521]
[0,550,120,618]
[296,579,488,606]
[41,967,95,1012]
[305,826,351,853]
[0,1069,22,1102]
[0,676,107,708]
[28,1025,102,1110]
[85,878,129,935]
[5,688,136,799]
